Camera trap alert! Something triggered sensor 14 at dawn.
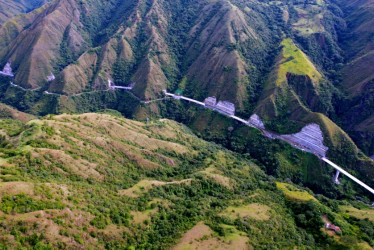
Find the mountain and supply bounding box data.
[0,103,35,121]
[331,0,374,155]
[0,112,373,248]
[0,0,50,24]
[1,0,374,188]
[2,0,374,248]
[0,0,280,104]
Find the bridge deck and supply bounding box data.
[164,90,374,196]
[231,115,248,124]
[112,86,133,90]
[180,96,204,106]
[0,72,14,77]
[322,158,374,195]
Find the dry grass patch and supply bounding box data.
[131,198,171,224]
[340,205,374,221]
[147,119,197,144]
[0,181,34,198]
[276,182,317,202]
[0,104,35,122]
[44,183,70,198]
[173,222,250,250]
[98,223,129,240]
[221,203,271,221]
[3,208,97,248]
[119,179,192,198]
[142,149,177,167]
[52,114,191,155]
[131,208,157,225]
[33,149,103,181]
[0,158,8,166]
[148,120,180,140]
[200,167,234,189]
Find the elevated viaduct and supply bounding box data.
[164,90,374,196]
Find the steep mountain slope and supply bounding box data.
[0,0,50,24]
[255,38,336,135]
[0,0,374,173]
[331,0,374,155]
[181,0,276,111]
[337,0,374,101]
[0,103,35,121]
[0,0,92,89]
[0,112,373,248]
[0,6,47,52]
[0,0,281,107]
[339,0,374,59]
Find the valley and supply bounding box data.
[1,0,374,248]
[164,90,374,195]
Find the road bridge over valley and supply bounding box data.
[164,91,374,196]
[1,65,373,196]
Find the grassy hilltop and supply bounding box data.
[0,112,373,248]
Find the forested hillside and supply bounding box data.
[1,0,374,200]
[1,0,374,247]
[0,112,373,248]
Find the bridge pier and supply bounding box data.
[334,170,341,185]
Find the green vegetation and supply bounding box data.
[277,38,322,85]
[0,119,24,136]
[220,203,271,221]
[0,0,373,162]
[0,112,372,248]
[1,0,374,247]
[276,182,317,202]
[340,205,374,222]
[0,194,65,214]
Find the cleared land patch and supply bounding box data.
[199,167,234,189]
[292,5,325,36]
[131,199,167,224]
[277,38,322,85]
[0,181,34,198]
[119,179,192,197]
[131,208,157,224]
[340,205,374,221]
[220,203,271,221]
[173,222,250,250]
[276,182,317,202]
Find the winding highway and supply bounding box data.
[2,69,374,196]
[164,90,374,196]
